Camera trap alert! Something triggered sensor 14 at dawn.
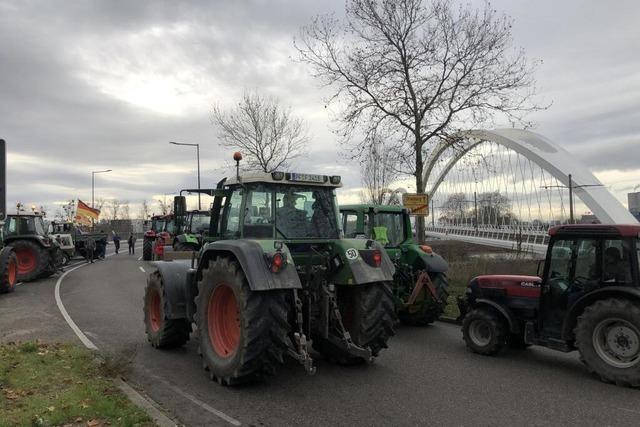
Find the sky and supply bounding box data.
[1,0,639,218]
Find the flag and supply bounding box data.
[76,200,100,221]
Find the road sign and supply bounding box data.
[402,193,429,216]
[0,139,5,221]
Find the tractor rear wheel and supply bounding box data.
[196,257,290,385]
[0,248,18,293]
[9,240,48,282]
[575,298,640,387]
[462,308,507,355]
[142,238,153,261]
[399,272,449,326]
[143,271,191,348]
[314,282,396,364]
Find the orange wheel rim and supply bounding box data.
[15,248,37,275]
[7,257,17,287]
[149,289,162,332]
[208,284,240,358]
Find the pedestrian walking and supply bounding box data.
[112,231,121,255]
[85,237,96,263]
[128,232,137,255]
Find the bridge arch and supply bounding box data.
[423,129,636,224]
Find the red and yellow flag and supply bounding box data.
[76,200,100,221]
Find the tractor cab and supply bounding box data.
[3,213,49,241]
[460,224,640,387]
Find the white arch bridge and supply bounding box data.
[423,129,637,254]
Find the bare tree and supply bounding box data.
[441,192,468,224]
[94,197,106,214]
[107,199,122,221]
[360,136,398,204]
[212,90,309,172]
[157,199,171,215]
[139,199,151,220]
[297,0,543,241]
[120,201,130,220]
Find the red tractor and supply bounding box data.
[459,224,640,387]
[142,214,175,261]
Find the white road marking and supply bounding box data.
[138,256,142,261]
[15,281,23,287]
[139,266,146,273]
[55,248,241,426]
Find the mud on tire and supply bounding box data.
[196,257,290,385]
[399,272,449,326]
[462,308,508,355]
[575,298,640,387]
[8,240,49,282]
[143,271,191,348]
[314,282,396,364]
[0,247,18,294]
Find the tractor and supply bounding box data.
[459,224,640,387]
[142,214,175,261]
[2,212,64,282]
[143,165,396,385]
[171,190,211,252]
[49,221,108,262]
[340,204,449,325]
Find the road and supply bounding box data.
[2,250,640,426]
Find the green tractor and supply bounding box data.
[339,204,449,325]
[143,167,397,385]
[171,191,211,252]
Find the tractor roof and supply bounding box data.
[225,171,343,188]
[549,224,640,237]
[340,204,407,213]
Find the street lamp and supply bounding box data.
[169,141,201,210]
[541,173,603,224]
[91,169,112,208]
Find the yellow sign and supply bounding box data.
[402,193,429,216]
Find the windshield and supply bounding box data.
[275,186,338,239]
[153,219,166,232]
[190,213,210,233]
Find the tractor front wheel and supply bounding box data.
[575,298,640,387]
[143,271,191,348]
[399,272,449,326]
[142,238,153,261]
[314,283,396,364]
[8,240,48,282]
[196,257,290,385]
[462,308,507,355]
[0,248,18,293]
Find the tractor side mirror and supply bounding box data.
[174,196,187,218]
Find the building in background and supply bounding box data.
[628,192,640,221]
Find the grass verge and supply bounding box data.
[0,342,153,427]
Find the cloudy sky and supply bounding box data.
[1,0,639,217]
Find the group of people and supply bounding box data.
[84,231,138,263]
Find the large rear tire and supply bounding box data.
[462,308,507,355]
[314,283,396,364]
[399,272,449,326]
[575,298,640,387]
[142,238,153,261]
[0,248,18,293]
[8,240,48,282]
[196,257,290,385]
[143,271,191,348]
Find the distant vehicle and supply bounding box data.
[459,224,640,387]
[49,221,108,262]
[142,214,174,261]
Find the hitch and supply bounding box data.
[405,271,437,306]
[289,289,316,375]
[327,284,373,362]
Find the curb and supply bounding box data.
[115,378,178,427]
[438,316,461,325]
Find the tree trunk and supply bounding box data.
[415,136,426,244]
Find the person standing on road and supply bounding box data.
[128,232,137,255]
[85,236,96,263]
[112,231,121,255]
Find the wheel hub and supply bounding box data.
[15,248,37,274]
[149,290,162,332]
[208,284,240,358]
[469,319,492,347]
[593,318,640,368]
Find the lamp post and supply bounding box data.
[542,173,604,224]
[91,169,111,230]
[169,141,201,210]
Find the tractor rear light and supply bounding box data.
[269,252,286,273]
[420,245,433,254]
[372,250,382,267]
[271,171,285,181]
[329,175,341,185]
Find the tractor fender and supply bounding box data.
[5,236,50,248]
[415,251,449,274]
[561,286,640,341]
[474,298,520,333]
[347,240,396,285]
[198,240,302,291]
[151,261,196,320]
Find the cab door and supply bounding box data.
[539,237,600,337]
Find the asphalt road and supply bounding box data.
[3,250,640,426]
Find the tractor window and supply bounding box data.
[34,217,46,236]
[190,213,210,234]
[275,187,338,239]
[244,190,274,238]
[603,239,632,284]
[342,212,358,238]
[223,190,242,237]
[373,213,405,247]
[165,220,175,235]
